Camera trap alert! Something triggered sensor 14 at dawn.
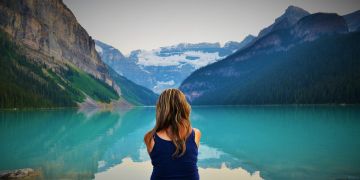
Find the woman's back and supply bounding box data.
[149,128,199,180]
[144,88,201,179]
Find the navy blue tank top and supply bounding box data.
[150,129,199,180]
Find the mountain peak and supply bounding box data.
[284,5,309,16]
[95,40,126,62]
[257,5,310,38]
[243,34,256,41]
[276,5,310,24]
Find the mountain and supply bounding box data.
[0,0,112,84]
[223,35,256,52]
[95,40,151,88]
[96,35,255,94]
[217,12,348,63]
[292,13,348,41]
[107,67,158,106]
[0,0,157,108]
[344,10,360,32]
[179,7,360,105]
[95,40,127,66]
[257,5,310,38]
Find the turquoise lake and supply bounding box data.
[0,106,360,179]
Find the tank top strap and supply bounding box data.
[153,132,160,142]
[189,128,195,142]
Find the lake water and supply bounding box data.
[0,106,360,180]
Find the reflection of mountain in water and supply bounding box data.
[95,111,251,174]
[0,107,260,179]
[190,106,360,180]
[1,106,360,179]
[94,157,262,180]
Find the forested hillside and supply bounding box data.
[0,30,119,108]
[180,32,360,105]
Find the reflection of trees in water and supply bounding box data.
[0,107,155,179]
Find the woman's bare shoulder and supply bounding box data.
[193,127,201,148]
[144,131,155,154]
[193,127,201,136]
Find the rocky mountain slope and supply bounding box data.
[0,0,157,108]
[0,0,112,84]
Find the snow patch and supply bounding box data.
[136,50,223,69]
[153,80,176,94]
[157,80,175,86]
[95,44,103,54]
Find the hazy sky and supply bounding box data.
[63,0,360,54]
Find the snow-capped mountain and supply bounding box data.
[96,36,255,94]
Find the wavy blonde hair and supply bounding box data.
[144,88,192,157]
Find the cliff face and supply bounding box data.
[0,0,112,85]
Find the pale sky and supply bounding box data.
[63,0,360,54]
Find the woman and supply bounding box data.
[144,88,201,180]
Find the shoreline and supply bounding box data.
[1,103,360,111]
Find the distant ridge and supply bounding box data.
[95,35,255,93]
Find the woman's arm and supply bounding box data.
[144,131,155,154]
[146,137,155,154]
[193,128,202,148]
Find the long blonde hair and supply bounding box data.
[144,88,192,157]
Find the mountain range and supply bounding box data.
[0,0,157,108]
[95,35,255,94]
[179,6,360,105]
[1,1,359,108]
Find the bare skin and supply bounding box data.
[146,127,201,154]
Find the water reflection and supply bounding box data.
[94,157,261,180]
[0,106,360,179]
